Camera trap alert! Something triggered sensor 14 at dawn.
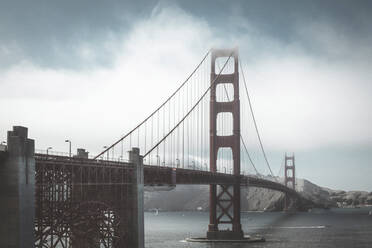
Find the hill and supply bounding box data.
[144,178,370,211]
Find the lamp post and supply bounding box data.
[103,146,108,160]
[156,155,160,166]
[46,147,52,155]
[65,140,71,157]
[175,158,180,168]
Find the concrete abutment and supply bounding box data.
[0,126,35,248]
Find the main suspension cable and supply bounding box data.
[144,52,234,158]
[239,60,275,178]
[94,49,211,159]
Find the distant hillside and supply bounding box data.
[144,178,370,211]
[322,188,372,207]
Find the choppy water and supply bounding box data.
[145,207,372,248]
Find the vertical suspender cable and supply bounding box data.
[240,60,275,177]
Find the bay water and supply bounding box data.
[145,207,372,248]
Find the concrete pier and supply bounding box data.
[0,126,35,248]
[128,147,145,248]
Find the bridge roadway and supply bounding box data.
[33,152,316,247]
[35,153,299,197]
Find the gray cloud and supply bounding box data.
[0,1,371,190]
[1,0,372,70]
[0,0,158,69]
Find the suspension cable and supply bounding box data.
[239,60,275,177]
[144,52,233,157]
[94,50,211,159]
[240,135,260,175]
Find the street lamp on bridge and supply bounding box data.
[65,140,71,157]
[103,146,108,160]
[46,147,52,155]
[156,155,160,166]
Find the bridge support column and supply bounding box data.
[207,48,244,240]
[127,148,144,248]
[284,154,296,211]
[0,126,35,248]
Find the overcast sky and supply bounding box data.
[1,0,371,191]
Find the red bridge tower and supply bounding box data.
[284,154,296,210]
[208,48,243,240]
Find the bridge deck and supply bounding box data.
[34,153,298,196]
[32,153,315,247]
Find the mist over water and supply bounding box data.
[145,208,372,248]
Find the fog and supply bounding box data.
[1,1,371,190]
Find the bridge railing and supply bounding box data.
[35,149,130,163]
[35,150,287,185]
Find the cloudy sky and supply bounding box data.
[1,0,371,191]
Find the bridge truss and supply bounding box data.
[34,154,135,248]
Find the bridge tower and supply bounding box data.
[208,48,243,240]
[284,154,296,210]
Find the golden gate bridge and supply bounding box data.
[0,48,322,248]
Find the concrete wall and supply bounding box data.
[128,148,144,248]
[0,126,35,248]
